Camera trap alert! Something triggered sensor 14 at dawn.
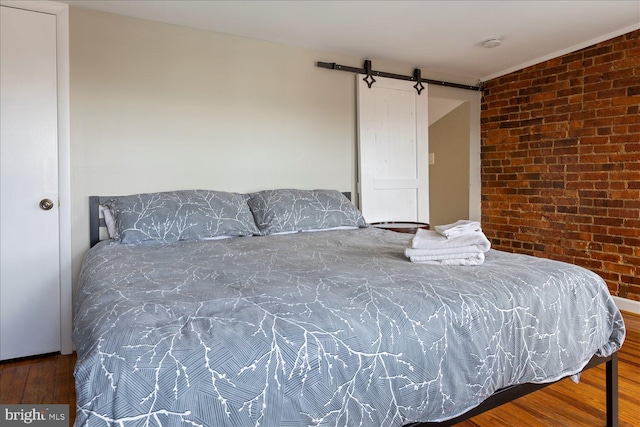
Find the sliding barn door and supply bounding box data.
[357,75,429,223]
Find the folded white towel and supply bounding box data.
[409,228,490,252]
[434,220,481,239]
[408,252,485,266]
[406,228,490,265]
[405,248,487,260]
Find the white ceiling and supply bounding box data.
[63,0,640,82]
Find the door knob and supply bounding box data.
[39,199,54,211]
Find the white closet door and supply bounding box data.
[1,5,61,360]
[357,75,429,223]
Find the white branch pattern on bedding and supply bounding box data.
[73,228,625,427]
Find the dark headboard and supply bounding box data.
[89,191,352,247]
[89,196,112,248]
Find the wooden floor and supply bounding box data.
[1,312,638,427]
[0,349,77,423]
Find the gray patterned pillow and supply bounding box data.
[248,189,368,235]
[104,190,259,244]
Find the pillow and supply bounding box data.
[99,205,117,239]
[248,189,368,235]
[103,190,259,244]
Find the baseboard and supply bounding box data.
[613,295,640,315]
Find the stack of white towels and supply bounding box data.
[405,220,491,265]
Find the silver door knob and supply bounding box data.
[39,199,54,210]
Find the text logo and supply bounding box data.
[1,405,68,426]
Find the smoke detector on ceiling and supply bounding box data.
[483,38,502,48]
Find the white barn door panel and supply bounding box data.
[357,76,429,223]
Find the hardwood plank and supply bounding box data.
[0,358,30,403]
[21,355,55,403]
[0,353,76,426]
[53,353,71,404]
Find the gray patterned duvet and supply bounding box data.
[73,228,625,427]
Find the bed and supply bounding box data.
[74,189,625,427]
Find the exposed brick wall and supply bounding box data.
[480,30,640,301]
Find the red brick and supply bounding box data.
[481,29,640,300]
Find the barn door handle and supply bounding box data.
[39,199,54,211]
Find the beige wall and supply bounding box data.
[68,7,480,286]
[429,102,471,226]
[69,7,360,282]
